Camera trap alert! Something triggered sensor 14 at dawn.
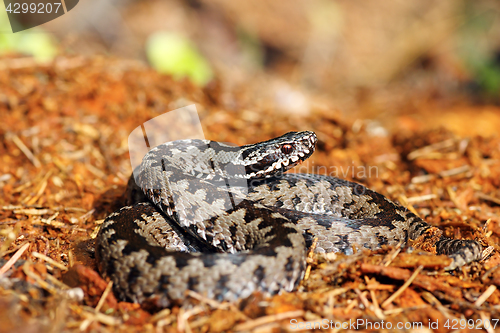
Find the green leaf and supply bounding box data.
[0,2,58,62]
[146,31,213,86]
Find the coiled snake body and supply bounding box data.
[96,131,483,307]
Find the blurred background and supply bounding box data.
[1,0,500,133]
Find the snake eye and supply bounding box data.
[281,144,293,154]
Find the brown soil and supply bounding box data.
[0,55,500,332]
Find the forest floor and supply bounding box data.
[1,56,500,332]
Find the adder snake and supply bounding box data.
[95,131,483,307]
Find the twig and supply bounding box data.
[420,291,454,319]
[0,242,30,276]
[407,139,455,160]
[185,290,250,321]
[355,288,385,320]
[344,299,358,313]
[79,209,95,222]
[177,307,204,333]
[150,308,172,323]
[40,212,60,224]
[45,273,71,290]
[78,281,115,330]
[22,262,59,294]
[370,288,384,318]
[24,170,52,205]
[483,218,492,234]
[432,290,500,313]
[32,251,68,271]
[477,192,500,206]
[439,165,471,178]
[68,250,75,268]
[95,281,113,312]
[303,237,318,281]
[34,212,67,229]
[86,163,107,179]
[79,309,121,329]
[233,310,304,331]
[481,246,495,262]
[323,287,349,297]
[381,265,423,309]
[364,276,385,320]
[2,205,87,213]
[10,134,41,168]
[482,264,500,283]
[382,242,402,267]
[155,312,174,333]
[382,305,428,316]
[12,181,33,193]
[13,208,52,215]
[411,174,435,184]
[354,288,370,309]
[474,285,497,307]
[406,194,437,204]
[186,290,232,311]
[411,165,471,184]
[479,311,495,333]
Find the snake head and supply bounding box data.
[240,131,317,178]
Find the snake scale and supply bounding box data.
[96,131,483,307]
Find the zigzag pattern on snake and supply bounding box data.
[95,131,484,307]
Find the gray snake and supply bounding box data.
[95,131,484,307]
